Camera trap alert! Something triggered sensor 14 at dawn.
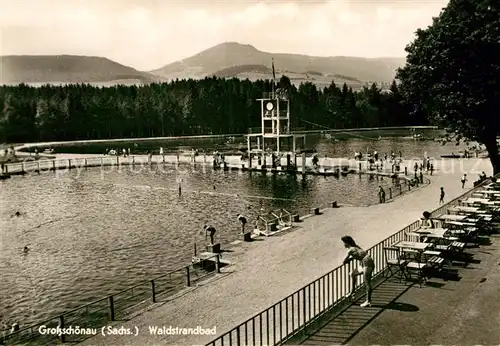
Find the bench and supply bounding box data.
[427,256,444,267]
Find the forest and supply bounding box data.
[0,75,427,143]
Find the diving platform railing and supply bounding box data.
[255,209,293,236]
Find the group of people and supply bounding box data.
[212,151,226,168]
[474,171,489,186]
[203,214,248,245]
[354,150,402,162]
[414,158,434,176]
[104,148,131,157]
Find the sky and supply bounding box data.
[0,0,449,71]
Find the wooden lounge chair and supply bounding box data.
[426,256,444,269]
[383,247,406,279]
[405,261,428,287]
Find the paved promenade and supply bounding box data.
[74,158,491,346]
[296,236,500,345]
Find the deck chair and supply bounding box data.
[421,250,445,276]
[383,247,406,279]
[400,248,420,262]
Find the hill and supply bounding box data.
[0,55,162,85]
[150,42,406,86]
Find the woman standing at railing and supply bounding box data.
[341,236,375,307]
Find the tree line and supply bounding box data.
[0,75,427,144]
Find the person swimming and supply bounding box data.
[23,246,29,253]
[10,322,20,333]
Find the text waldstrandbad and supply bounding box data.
[149,326,217,335]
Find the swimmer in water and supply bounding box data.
[23,246,29,253]
[12,211,22,217]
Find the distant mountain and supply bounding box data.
[151,42,406,87]
[0,55,162,85]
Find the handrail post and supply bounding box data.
[302,289,306,329]
[21,162,25,173]
[100,157,103,166]
[389,188,392,199]
[84,158,87,167]
[186,267,191,287]
[132,156,135,166]
[52,160,56,170]
[108,296,115,321]
[68,159,71,169]
[59,315,65,343]
[216,254,220,273]
[37,161,40,171]
[116,156,119,166]
[151,280,156,303]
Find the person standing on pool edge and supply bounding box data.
[237,214,247,234]
[378,186,386,203]
[204,225,217,245]
[341,236,374,307]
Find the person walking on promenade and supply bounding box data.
[430,163,434,176]
[204,225,217,245]
[342,236,374,307]
[439,187,445,204]
[237,214,247,234]
[461,174,468,188]
[378,186,386,203]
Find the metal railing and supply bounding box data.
[2,253,221,345]
[205,173,497,346]
[1,155,204,175]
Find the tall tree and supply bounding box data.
[397,0,500,173]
